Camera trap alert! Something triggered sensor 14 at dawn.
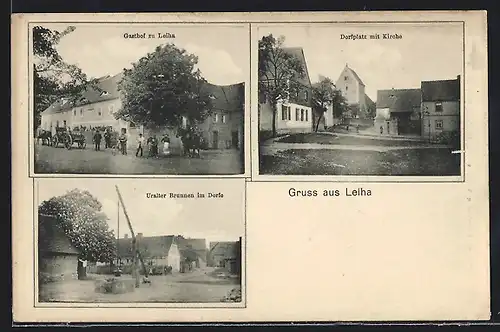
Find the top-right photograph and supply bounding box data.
[257,23,463,177]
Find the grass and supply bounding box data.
[260,148,461,176]
[275,133,431,147]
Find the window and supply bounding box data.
[100,91,109,97]
[73,109,76,116]
[222,114,227,123]
[56,120,60,127]
[213,113,219,123]
[109,105,114,114]
[345,86,348,91]
[303,90,308,100]
[295,108,300,121]
[287,107,291,120]
[80,108,83,117]
[300,109,305,121]
[305,110,308,121]
[435,120,443,129]
[281,105,287,120]
[435,102,443,112]
[98,108,102,117]
[344,76,348,81]
[63,120,67,127]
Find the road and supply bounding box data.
[39,267,241,303]
[34,144,244,175]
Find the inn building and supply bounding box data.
[39,73,245,152]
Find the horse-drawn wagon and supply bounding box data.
[51,127,87,149]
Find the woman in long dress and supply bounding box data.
[161,134,171,157]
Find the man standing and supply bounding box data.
[118,129,128,155]
[136,133,145,157]
[104,129,111,149]
[93,129,102,151]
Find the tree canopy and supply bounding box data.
[33,26,100,131]
[39,189,116,263]
[258,34,306,137]
[116,44,213,129]
[311,76,349,130]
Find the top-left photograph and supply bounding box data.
[31,23,249,176]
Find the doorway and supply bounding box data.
[212,131,219,149]
[231,131,239,149]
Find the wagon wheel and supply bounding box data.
[65,134,73,150]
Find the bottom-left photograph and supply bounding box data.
[35,178,245,306]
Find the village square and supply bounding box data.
[258,26,462,176]
[33,25,246,175]
[37,180,243,303]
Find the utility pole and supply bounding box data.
[115,185,149,287]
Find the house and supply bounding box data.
[197,82,245,150]
[177,238,208,268]
[38,214,80,280]
[420,76,460,140]
[39,73,245,153]
[117,233,181,273]
[208,239,240,270]
[334,64,375,120]
[374,88,422,136]
[258,47,313,135]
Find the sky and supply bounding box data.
[37,178,244,247]
[38,23,249,86]
[258,23,463,101]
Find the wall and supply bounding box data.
[39,254,78,280]
[421,101,460,139]
[259,102,274,132]
[374,118,399,135]
[168,243,181,273]
[275,101,313,133]
[336,68,361,105]
[198,109,242,149]
[375,108,391,120]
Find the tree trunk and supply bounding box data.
[315,113,324,132]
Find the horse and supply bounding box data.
[36,130,52,146]
[179,129,202,158]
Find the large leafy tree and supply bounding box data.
[39,189,116,263]
[33,26,100,131]
[312,76,349,131]
[258,34,305,138]
[116,44,213,129]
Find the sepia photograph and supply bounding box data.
[32,24,248,175]
[36,178,244,305]
[257,23,463,177]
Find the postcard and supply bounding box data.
[12,11,489,323]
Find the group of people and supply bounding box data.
[135,133,171,158]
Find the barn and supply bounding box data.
[38,214,80,280]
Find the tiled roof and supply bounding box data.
[38,214,80,255]
[41,73,123,115]
[421,77,460,102]
[117,235,208,262]
[209,241,238,259]
[282,47,312,88]
[376,88,421,112]
[201,82,245,112]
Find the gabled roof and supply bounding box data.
[365,93,375,107]
[117,235,177,258]
[201,82,245,113]
[38,214,79,256]
[41,73,123,116]
[376,88,421,112]
[345,65,365,86]
[421,77,460,102]
[209,241,238,259]
[282,47,312,88]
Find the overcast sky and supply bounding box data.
[258,23,463,101]
[37,24,249,86]
[37,179,244,247]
